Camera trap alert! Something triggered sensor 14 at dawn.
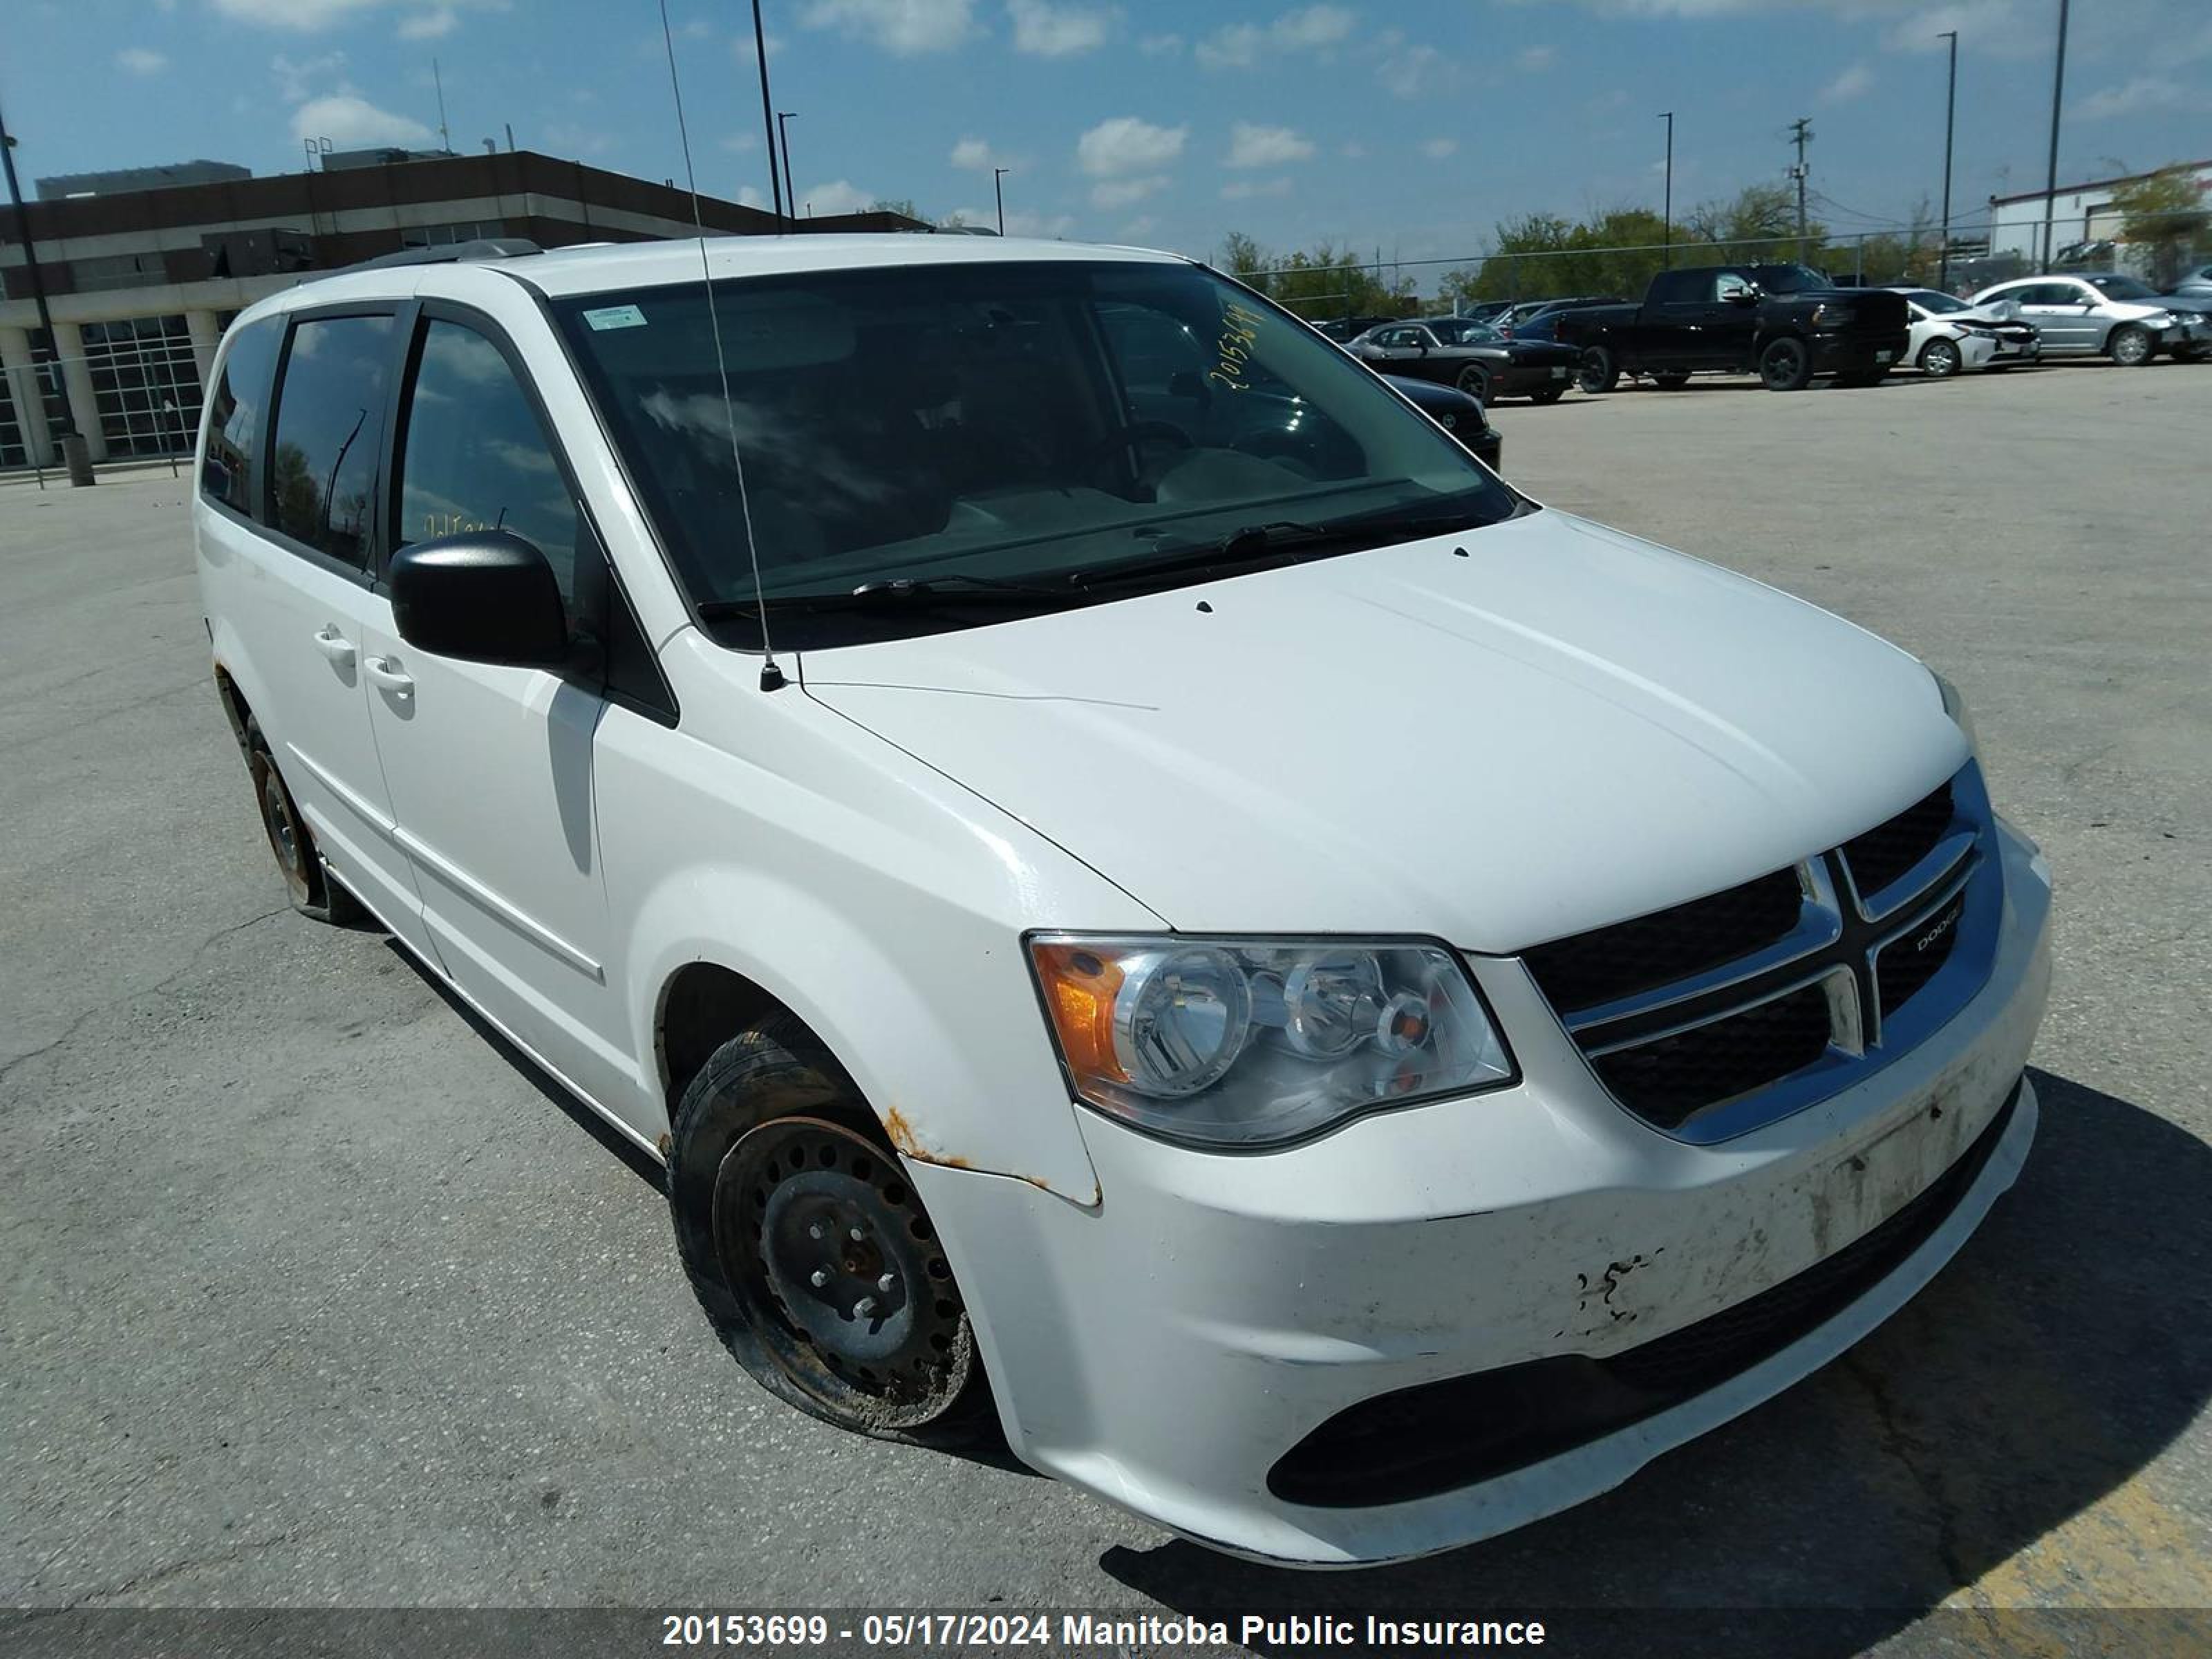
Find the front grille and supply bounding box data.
[1522,868,1801,1015]
[1267,1083,2020,1509]
[1591,980,1831,1131]
[1521,765,1996,1141]
[1841,780,1952,901]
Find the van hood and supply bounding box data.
[800,511,1965,952]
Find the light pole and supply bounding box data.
[2040,0,2070,272]
[0,100,78,466]
[1658,111,1674,265]
[993,166,1009,236]
[776,111,797,229]
[1938,30,1958,290]
[749,0,783,227]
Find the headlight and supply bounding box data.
[2146,310,2178,329]
[1931,668,1978,756]
[1029,935,1515,1149]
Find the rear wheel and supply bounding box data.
[668,1015,992,1444]
[1577,345,1619,394]
[2108,324,2153,366]
[245,719,362,924]
[1759,335,1814,391]
[1918,337,1962,379]
[1454,363,1493,404]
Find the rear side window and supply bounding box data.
[269,315,395,568]
[1648,272,1700,306]
[394,320,582,605]
[200,317,283,516]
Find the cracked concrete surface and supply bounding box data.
[3,366,2209,1653]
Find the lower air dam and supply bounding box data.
[1058,1615,1548,1647]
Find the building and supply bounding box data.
[35,159,252,200]
[1,149,926,470]
[1986,159,2212,268]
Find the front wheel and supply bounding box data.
[2108,324,2154,366]
[1918,337,1962,378]
[667,1015,992,1444]
[1759,336,1814,391]
[1577,345,1619,394]
[1454,363,1493,404]
[245,718,362,924]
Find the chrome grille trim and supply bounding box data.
[1517,761,2001,1143]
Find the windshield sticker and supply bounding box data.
[1209,300,1267,391]
[582,304,648,332]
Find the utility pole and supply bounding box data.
[431,58,451,153]
[2040,0,2070,272]
[1659,111,1674,265]
[1788,118,1813,261]
[749,0,784,227]
[776,111,797,229]
[993,166,1009,236]
[1938,30,1958,290]
[0,95,82,476]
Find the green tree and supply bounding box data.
[2112,166,2211,288]
[1215,234,1417,318]
[1681,182,1824,267]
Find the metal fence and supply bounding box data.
[0,328,207,480]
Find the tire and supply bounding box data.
[1577,344,1619,395]
[1649,371,1691,390]
[2108,324,2153,366]
[1454,363,1493,404]
[1759,335,1814,391]
[1918,337,1962,379]
[1528,384,1567,404]
[667,1013,993,1446]
[244,718,362,924]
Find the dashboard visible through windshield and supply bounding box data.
[553,260,1516,646]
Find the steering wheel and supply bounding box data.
[1086,420,1197,467]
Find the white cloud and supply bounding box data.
[721,131,760,153]
[1195,4,1354,69]
[736,185,768,209]
[1225,122,1315,169]
[272,50,348,102]
[1819,62,1873,104]
[802,0,973,54]
[2075,75,2197,120]
[292,93,434,146]
[1091,175,1166,209]
[1421,136,1459,160]
[398,6,456,38]
[116,46,168,75]
[1076,115,1186,177]
[950,135,1016,170]
[1517,44,1556,71]
[1138,32,1181,55]
[1121,214,1157,236]
[1221,176,1293,200]
[797,179,876,216]
[215,0,382,26]
[1374,35,1456,98]
[1007,0,1112,56]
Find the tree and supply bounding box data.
[2112,166,2211,288]
[1214,233,1418,318]
[866,197,923,222]
[1681,182,1823,267]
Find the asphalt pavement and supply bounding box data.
[3,362,2207,1654]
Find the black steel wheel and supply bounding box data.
[245,719,362,924]
[1577,345,1620,394]
[1759,335,1813,391]
[667,1015,991,1444]
[1454,363,1494,404]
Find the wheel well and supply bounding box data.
[212,664,252,751]
[658,962,787,1116]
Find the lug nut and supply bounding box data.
[853,1297,877,1318]
[849,1226,865,1241]
[807,1224,824,1241]
[810,1269,829,1288]
[877,1273,895,1293]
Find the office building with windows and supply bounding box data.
[2,149,924,469]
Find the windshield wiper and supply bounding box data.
[698,572,1073,619]
[1071,507,1496,588]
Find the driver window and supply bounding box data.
[1714,272,1757,303]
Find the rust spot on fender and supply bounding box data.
[881,1106,972,1169]
[655,1132,672,1158]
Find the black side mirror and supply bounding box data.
[1725,286,1761,306]
[389,530,570,668]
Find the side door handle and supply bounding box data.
[311,625,356,668]
[364,656,415,700]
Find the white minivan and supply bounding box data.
[194,234,2051,1566]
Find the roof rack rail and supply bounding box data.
[336,238,542,274]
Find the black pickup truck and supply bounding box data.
[1555,263,1911,392]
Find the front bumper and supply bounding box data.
[910,817,2052,1565]
[1496,358,1580,397]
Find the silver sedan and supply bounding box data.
[1973,273,2211,365]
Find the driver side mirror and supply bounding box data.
[389,529,571,668]
[1724,285,1761,306]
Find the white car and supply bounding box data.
[1972,272,2209,364]
[194,234,2052,1567]
[1887,287,2041,377]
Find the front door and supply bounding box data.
[361,310,632,1113]
[2010,283,2098,353]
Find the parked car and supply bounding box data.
[1309,312,1400,343]
[2148,286,2212,361]
[2173,263,2212,297]
[1970,273,2211,365]
[1557,264,1911,392]
[1496,294,1626,337]
[1383,373,1502,471]
[1347,316,1580,403]
[195,232,2050,1568]
[1885,287,2041,377]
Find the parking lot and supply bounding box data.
[3,362,2208,1651]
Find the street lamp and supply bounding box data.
[0,104,79,467]
[993,166,1009,236]
[1658,112,1674,265]
[1938,30,1958,290]
[777,111,798,229]
[749,0,784,226]
[2040,0,2071,272]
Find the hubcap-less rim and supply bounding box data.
[713,1115,973,1427]
[1765,342,1806,387]
[258,763,310,901]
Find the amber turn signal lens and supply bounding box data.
[1031,942,1129,1085]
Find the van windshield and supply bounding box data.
[554,259,1516,645]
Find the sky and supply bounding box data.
[5,1,2210,275]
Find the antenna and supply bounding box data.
[432,57,451,153]
[657,0,783,691]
